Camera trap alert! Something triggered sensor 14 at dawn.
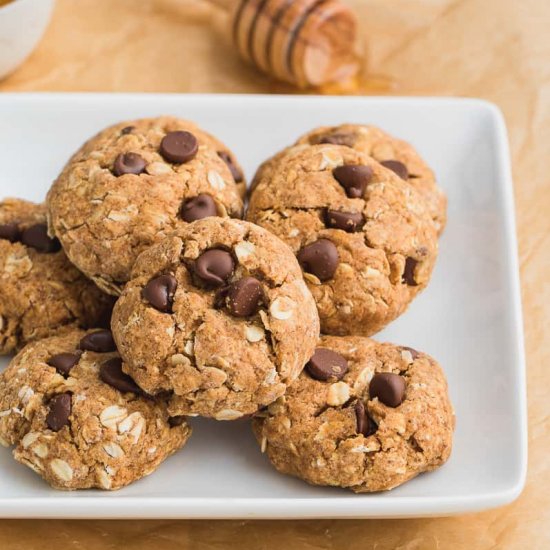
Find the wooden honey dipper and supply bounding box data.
[206,0,360,88]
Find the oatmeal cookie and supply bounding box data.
[0,199,114,355]
[111,217,320,420]
[247,144,438,336]
[0,329,191,490]
[47,117,245,295]
[253,335,454,492]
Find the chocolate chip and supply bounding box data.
[0,222,20,243]
[100,357,141,394]
[380,160,409,180]
[142,274,178,313]
[225,277,263,317]
[194,249,235,287]
[401,346,419,360]
[297,239,339,282]
[79,330,117,353]
[46,393,72,432]
[168,415,186,427]
[402,257,418,286]
[96,304,114,330]
[333,165,373,198]
[317,133,356,147]
[355,400,377,436]
[20,224,61,253]
[47,352,81,377]
[218,151,244,183]
[160,131,198,164]
[306,348,348,381]
[180,194,217,223]
[325,210,364,232]
[369,372,406,407]
[120,126,135,135]
[113,152,146,176]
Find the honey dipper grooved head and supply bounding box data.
[229,0,360,88]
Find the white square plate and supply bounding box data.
[0,93,526,519]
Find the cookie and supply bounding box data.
[0,329,191,490]
[252,336,454,492]
[252,123,446,233]
[0,199,114,355]
[247,144,438,336]
[111,217,320,420]
[47,117,245,295]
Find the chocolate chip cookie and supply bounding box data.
[252,335,454,492]
[111,217,320,420]
[247,144,439,336]
[47,117,245,295]
[0,329,191,490]
[0,199,114,355]
[252,123,446,234]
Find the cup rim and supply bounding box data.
[0,0,17,14]
[0,0,42,15]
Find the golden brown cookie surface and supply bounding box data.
[247,144,438,336]
[111,217,320,420]
[0,199,114,355]
[252,123,446,234]
[0,329,191,490]
[253,335,455,492]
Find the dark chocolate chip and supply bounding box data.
[142,274,178,313]
[194,249,235,287]
[380,160,409,180]
[369,372,406,407]
[401,346,419,360]
[317,133,356,147]
[0,222,20,243]
[297,239,339,281]
[46,393,72,432]
[79,330,117,353]
[306,348,348,381]
[160,131,198,164]
[96,303,115,330]
[120,126,135,135]
[180,194,217,223]
[403,257,418,286]
[100,357,141,394]
[217,151,244,183]
[20,224,61,253]
[168,415,186,427]
[355,400,377,436]
[47,352,82,377]
[225,277,263,317]
[333,165,373,198]
[325,209,364,232]
[113,152,147,176]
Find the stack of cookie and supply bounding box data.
[0,117,454,493]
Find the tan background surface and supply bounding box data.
[0,0,549,548]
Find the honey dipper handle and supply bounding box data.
[205,0,234,11]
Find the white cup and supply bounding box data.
[0,0,54,80]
